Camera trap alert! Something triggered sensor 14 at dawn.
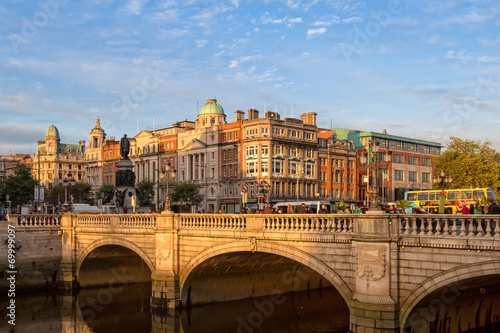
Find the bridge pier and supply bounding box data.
[349,213,401,332]
[150,273,181,310]
[349,301,399,332]
[59,214,79,291]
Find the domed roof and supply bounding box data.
[46,124,60,139]
[199,98,225,115]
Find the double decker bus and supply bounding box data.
[404,188,497,214]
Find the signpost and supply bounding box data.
[241,185,248,208]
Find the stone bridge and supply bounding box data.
[7,212,500,332]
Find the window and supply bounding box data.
[211,167,215,178]
[409,171,418,182]
[274,145,283,155]
[247,145,258,156]
[290,147,299,157]
[223,151,226,160]
[246,161,256,174]
[235,131,238,140]
[261,161,268,174]
[261,145,268,156]
[422,158,430,166]
[394,154,404,163]
[418,192,428,200]
[306,149,314,159]
[182,156,185,164]
[422,172,430,183]
[272,160,283,173]
[262,127,269,135]
[289,161,298,174]
[305,163,313,176]
[228,150,232,159]
[379,187,389,198]
[379,169,388,180]
[409,156,418,165]
[211,152,215,160]
[394,170,404,181]
[228,132,232,141]
[447,191,460,200]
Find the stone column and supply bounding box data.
[349,214,400,332]
[151,213,180,310]
[59,214,78,291]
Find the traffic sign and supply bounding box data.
[241,184,248,193]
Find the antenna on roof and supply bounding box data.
[291,104,293,118]
[264,103,266,112]
[153,116,155,132]
[137,120,139,134]
[197,99,199,114]
[275,104,277,112]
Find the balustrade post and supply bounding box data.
[485,219,492,238]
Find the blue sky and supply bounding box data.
[1,0,499,155]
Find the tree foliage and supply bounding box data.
[433,137,500,196]
[396,199,412,214]
[136,180,155,204]
[170,182,204,207]
[96,184,116,204]
[3,164,38,207]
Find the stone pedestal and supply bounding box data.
[115,158,136,209]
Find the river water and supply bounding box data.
[1,282,500,332]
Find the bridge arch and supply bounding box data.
[76,237,156,275]
[179,240,353,303]
[400,260,500,327]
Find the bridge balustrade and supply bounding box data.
[10,214,61,227]
[397,214,500,238]
[179,214,246,229]
[262,214,354,232]
[119,215,156,227]
[76,215,111,227]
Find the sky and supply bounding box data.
[1,0,499,156]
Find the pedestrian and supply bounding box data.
[240,207,246,214]
[287,204,294,214]
[459,201,471,233]
[319,204,329,214]
[263,203,273,214]
[487,198,500,214]
[298,203,306,214]
[123,206,128,214]
[247,207,253,214]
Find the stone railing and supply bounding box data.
[179,214,246,229]
[74,214,157,228]
[77,215,112,227]
[10,214,62,227]
[396,214,500,238]
[262,214,354,233]
[119,215,156,228]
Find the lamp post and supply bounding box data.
[359,140,391,211]
[63,177,76,211]
[432,169,452,214]
[296,164,303,202]
[161,161,176,213]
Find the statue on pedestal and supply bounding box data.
[120,134,130,159]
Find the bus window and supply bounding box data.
[429,192,436,200]
[407,193,417,201]
[447,191,460,200]
[473,190,485,199]
[487,188,497,201]
[461,191,472,200]
[417,192,428,201]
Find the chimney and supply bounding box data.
[265,111,280,120]
[248,108,259,120]
[382,129,387,134]
[235,110,245,122]
[300,112,317,126]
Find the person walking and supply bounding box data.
[287,204,294,214]
[263,203,273,214]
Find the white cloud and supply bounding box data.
[313,17,340,26]
[307,28,326,38]
[228,55,263,69]
[158,28,190,38]
[196,39,208,48]
[260,13,303,26]
[118,0,149,16]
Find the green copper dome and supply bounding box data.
[46,124,60,139]
[199,98,225,115]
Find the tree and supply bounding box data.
[397,199,412,214]
[433,137,500,197]
[4,164,38,208]
[96,184,116,204]
[46,183,66,206]
[170,182,204,210]
[136,180,155,205]
[71,181,93,203]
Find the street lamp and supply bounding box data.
[161,162,176,213]
[359,140,392,211]
[432,169,453,214]
[63,177,76,207]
